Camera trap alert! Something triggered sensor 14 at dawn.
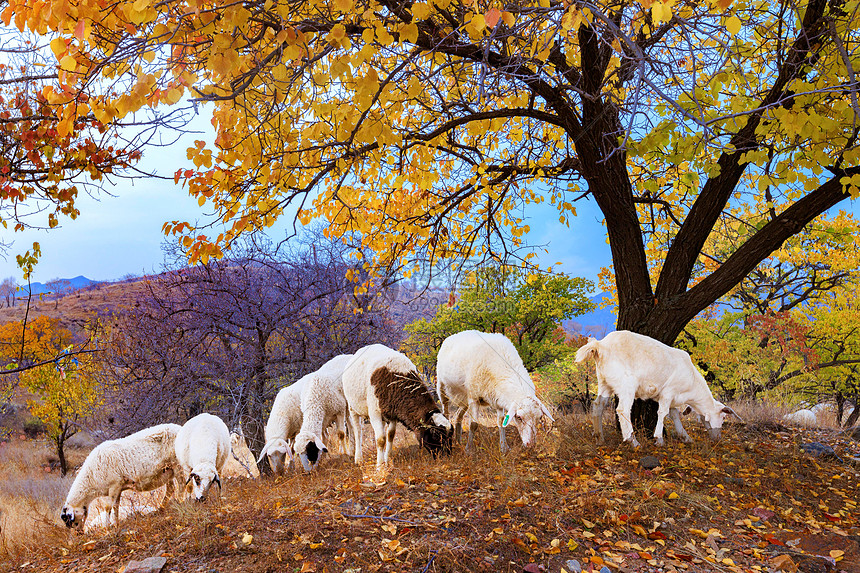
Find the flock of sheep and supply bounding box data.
[59,329,740,530]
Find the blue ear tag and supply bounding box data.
[502,414,510,427]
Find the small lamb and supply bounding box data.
[293,353,354,471]
[436,330,554,453]
[575,331,740,447]
[175,413,231,501]
[343,344,453,469]
[60,423,181,529]
[258,376,309,474]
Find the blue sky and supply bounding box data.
[0,135,614,288]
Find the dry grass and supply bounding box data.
[0,439,84,558]
[1,412,859,573]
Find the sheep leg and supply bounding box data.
[453,407,466,444]
[106,485,123,527]
[161,468,176,507]
[497,411,509,454]
[348,409,363,466]
[615,393,640,448]
[384,421,396,464]
[369,415,387,469]
[466,400,481,453]
[668,407,692,443]
[654,400,671,446]
[591,394,612,443]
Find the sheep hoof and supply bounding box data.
[655,437,665,446]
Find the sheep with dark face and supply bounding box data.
[60,424,180,529]
[292,354,353,471]
[175,413,230,502]
[343,344,453,469]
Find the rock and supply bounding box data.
[564,559,582,572]
[599,567,611,573]
[523,564,543,573]
[123,556,167,573]
[800,442,841,461]
[639,455,661,470]
[770,554,798,572]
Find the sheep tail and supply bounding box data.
[574,337,599,364]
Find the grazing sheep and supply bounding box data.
[60,423,181,529]
[783,409,818,427]
[575,331,740,447]
[258,376,309,474]
[436,330,554,453]
[175,413,231,501]
[343,344,453,469]
[293,354,354,471]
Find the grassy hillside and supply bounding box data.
[2,414,859,573]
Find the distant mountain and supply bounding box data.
[19,275,100,296]
[564,292,616,338]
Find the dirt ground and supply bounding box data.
[3,415,859,573]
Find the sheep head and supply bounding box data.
[417,412,453,457]
[185,462,221,502]
[701,401,743,440]
[293,432,328,471]
[504,396,554,448]
[60,504,87,529]
[258,438,291,475]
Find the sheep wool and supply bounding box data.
[343,344,452,469]
[293,353,354,471]
[436,330,554,453]
[175,413,231,501]
[258,376,309,474]
[60,423,181,529]
[575,330,740,447]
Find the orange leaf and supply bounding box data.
[485,8,501,27]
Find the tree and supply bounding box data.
[91,236,400,457]
[679,213,860,418]
[20,350,102,475]
[45,277,72,309]
[403,266,594,374]
[6,0,860,348]
[0,316,98,474]
[0,25,193,275]
[0,276,17,307]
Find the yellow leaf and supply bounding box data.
[49,37,66,58]
[241,533,253,545]
[470,14,486,32]
[412,2,431,19]
[400,22,418,44]
[59,55,77,71]
[501,10,515,26]
[667,492,679,500]
[726,15,741,35]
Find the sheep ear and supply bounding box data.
[256,443,270,464]
[722,406,743,422]
[185,473,196,486]
[539,401,555,423]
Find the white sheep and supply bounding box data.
[343,344,453,469]
[258,376,309,474]
[575,330,740,447]
[175,413,231,501]
[60,423,181,529]
[783,409,818,427]
[436,330,554,453]
[293,354,354,471]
